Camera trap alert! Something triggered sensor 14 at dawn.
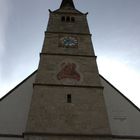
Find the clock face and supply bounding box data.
[60,37,78,48]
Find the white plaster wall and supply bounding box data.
[1,71,140,137]
[100,76,140,136]
[0,73,36,135]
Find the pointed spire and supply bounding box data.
[60,0,75,9]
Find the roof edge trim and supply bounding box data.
[0,70,37,102]
[100,74,140,112]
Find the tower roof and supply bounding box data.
[60,0,75,9]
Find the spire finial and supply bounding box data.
[60,0,75,9]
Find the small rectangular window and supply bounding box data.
[67,94,71,103]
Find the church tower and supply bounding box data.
[24,0,112,139]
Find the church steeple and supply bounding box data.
[60,0,75,9]
[25,0,112,138]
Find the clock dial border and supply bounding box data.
[59,36,78,48]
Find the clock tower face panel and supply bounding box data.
[42,33,95,56]
[60,36,78,48]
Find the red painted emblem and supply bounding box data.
[57,62,80,81]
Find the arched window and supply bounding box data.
[71,17,75,22]
[66,16,70,22]
[61,16,75,23]
[61,16,65,22]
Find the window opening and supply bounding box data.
[61,16,65,22]
[66,16,70,22]
[71,17,75,22]
[67,94,72,103]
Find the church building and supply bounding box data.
[0,0,140,140]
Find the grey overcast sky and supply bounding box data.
[0,0,140,108]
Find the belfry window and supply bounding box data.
[61,16,65,22]
[66,16,70,22]
[71,17,75,22]
[61,16,75,23]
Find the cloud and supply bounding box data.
[0,0,11,57]
[97,56,140,108]
[0,0,12,96]
[0,0,12,58]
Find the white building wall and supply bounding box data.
[0,72,36,135]
[101,76,140,136]
[0,72,140,137]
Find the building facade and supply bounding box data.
[0,0,140,140]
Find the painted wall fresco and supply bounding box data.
[57,60,82,84]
